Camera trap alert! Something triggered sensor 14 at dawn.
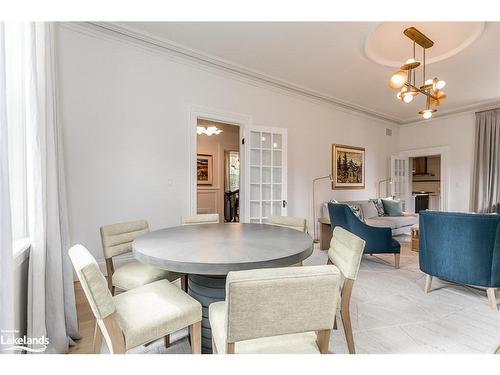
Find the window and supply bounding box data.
[227,151,240,192]
[3,23,29,241]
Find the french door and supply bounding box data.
[244,126,287,223]
[390,155,410,211]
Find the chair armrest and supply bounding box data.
[346,214,394,252]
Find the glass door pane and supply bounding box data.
[245,127,287,223]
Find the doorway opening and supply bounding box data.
[394,146,448,213]
[196,119,240,222]
[409,154,441,213]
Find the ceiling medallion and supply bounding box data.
[388,27,447,120]
[197,126,223,136]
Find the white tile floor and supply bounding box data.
[131,237,500,354]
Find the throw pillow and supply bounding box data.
[369,198,385,217]
[381,198,403,216]
[348,204,365,222]
[361,201,379,219]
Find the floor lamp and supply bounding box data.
[378,178,393,198]
[312,174,333,243]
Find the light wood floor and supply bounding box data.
[69,281,96,354]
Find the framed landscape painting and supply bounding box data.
[332,144,365,189]
[197,154,213,185]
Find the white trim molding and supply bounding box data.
[187,105,252,218]
[58,21,500,127]
[59,21,401,126]
[399,99,500,126]
[397,146,450,212]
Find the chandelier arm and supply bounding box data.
[423,47,426,86]
[404,82,438,100]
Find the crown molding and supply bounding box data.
[59,21,401,126]
[399,98,500,127]
[58,22,500,128]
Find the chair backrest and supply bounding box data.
[100,220,149,259]
[224,265,340,343]
[328,227,366,280]
[267,216,307,232]
[181,214,220,225]
[419,211,500,287]
[68,244,116,320]
[327,202,354,230]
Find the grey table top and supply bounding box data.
[132,223,314,275]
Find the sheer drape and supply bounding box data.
[0,23,15,352]
[2,22,79,353]
[472,109,500,213]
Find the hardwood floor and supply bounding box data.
[69,281,96,354]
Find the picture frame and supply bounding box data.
[197,154,213,185]
[332,144,365,190]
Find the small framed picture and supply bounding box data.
[332,144,365,190]
[197,154,213,185]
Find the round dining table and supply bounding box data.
[132,222,313,353]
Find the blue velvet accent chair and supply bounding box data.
[327,202,401,269]
[419,210,500,310]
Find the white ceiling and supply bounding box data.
[116,22,500,124]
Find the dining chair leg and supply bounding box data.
[316,329,331,354]
[226,342,235,354]
[333,315,337,330]
[181,275,188,293]
[105,258,115,295]
[164,335,170,348]
[394,253,400,269]
[190,321,201,354]
[424,275,433,293]
[102,314,126,354]
[211,337,218,354]
[93,321,103,354]
[487,288,497,311]
[341,279,355,354]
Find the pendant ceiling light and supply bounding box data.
[197,125,223,136]
[388,27,447,120]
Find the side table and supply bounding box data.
[411,224,419,252]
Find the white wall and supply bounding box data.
[57,25,398,262]
[398,112,476,212]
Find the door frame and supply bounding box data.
[397,146,450,211]
[187,105,252,218]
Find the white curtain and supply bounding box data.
[0,23,15,352]
[2,22,79,353]
[472,109,500,213]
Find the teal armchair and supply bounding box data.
[419,210,500,310]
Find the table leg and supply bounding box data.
[319,222,332,250]
[188,274,226,354]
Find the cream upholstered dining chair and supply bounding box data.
[327,226,365,354]
[267,216,307,232]
[68,244,202,354]
[100,220,187,295]
[267,216,308,266]
[209,265,340,354]
[181,213,220,225]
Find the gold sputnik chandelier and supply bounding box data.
[388,27,447,120]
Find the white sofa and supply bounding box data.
[322,200,418,236]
